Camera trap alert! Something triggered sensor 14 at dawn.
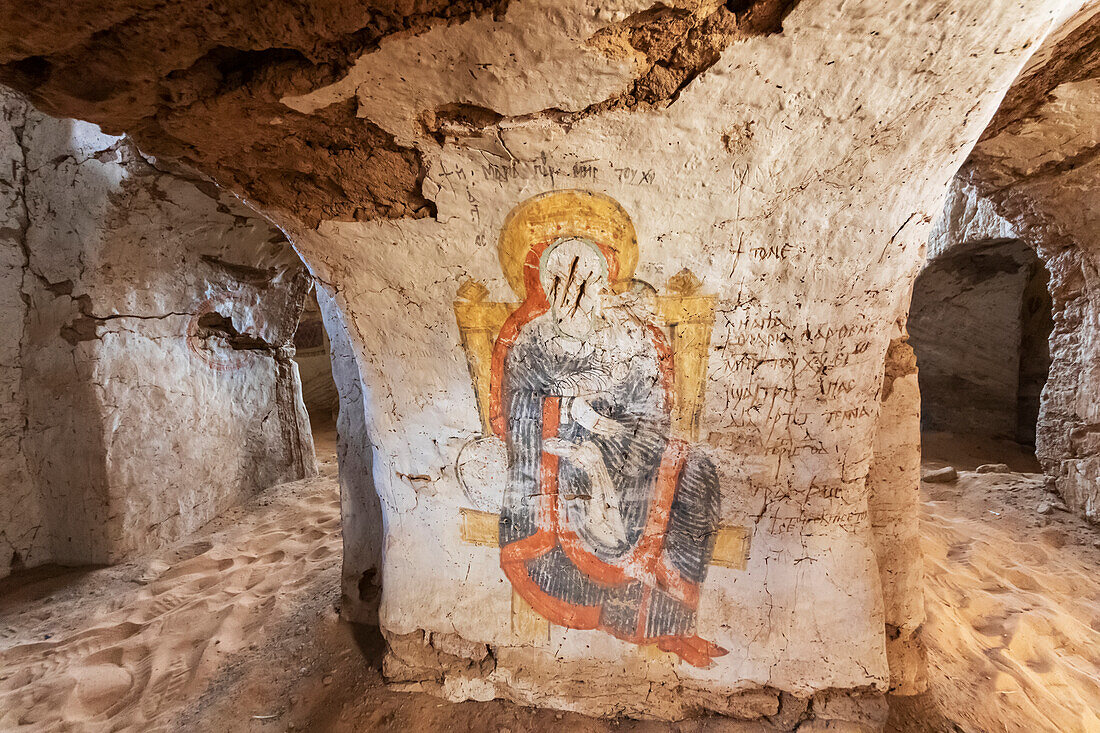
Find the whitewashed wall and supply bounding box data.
[0,91,317,575]
[268,0,1081,718]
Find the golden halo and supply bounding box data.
[498,190,639,300]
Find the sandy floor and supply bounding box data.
[890,441,1100,733]
[1,432,1097,732]
[0,432,345,732]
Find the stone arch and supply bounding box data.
[958,5,1100,520]
[909,234,1052,447]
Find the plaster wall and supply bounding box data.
[0,0,1086,720]
[270,0,1079,718]
[317,285,384,625]
[867,332,925,696]
[0,92,46,573]
[0,91,317,573]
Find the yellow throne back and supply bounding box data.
[453,269,717,442]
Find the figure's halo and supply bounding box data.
[498,189,639,300]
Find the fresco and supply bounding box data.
[455,190,749,667]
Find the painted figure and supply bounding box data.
[489,216,725,667]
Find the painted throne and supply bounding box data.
[453,267,750,643]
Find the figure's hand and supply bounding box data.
[543,437,579,459]
[546,436,628,548]
[569,397,625,437]
[543,438,603,471]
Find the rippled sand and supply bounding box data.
[1,431,1097,732]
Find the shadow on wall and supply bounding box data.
[310,286,383,625]
[908,238,1053,448]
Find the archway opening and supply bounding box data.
[292,286,340,431]
[909,238,1053,463]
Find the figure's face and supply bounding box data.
[540,238,608,339]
